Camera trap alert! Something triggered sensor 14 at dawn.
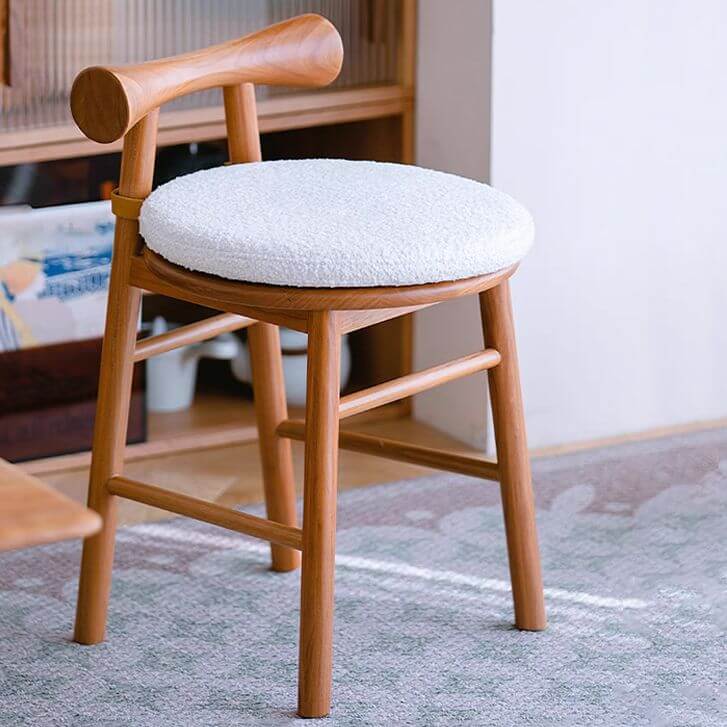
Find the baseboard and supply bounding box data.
[531,416,727,459]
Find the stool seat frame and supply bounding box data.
[70,14,546,719]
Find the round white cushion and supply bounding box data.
[139,159,534,288]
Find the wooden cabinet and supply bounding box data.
[0,0,415,166]
[0,1,417,472]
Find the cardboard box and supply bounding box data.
[0,201,146,461]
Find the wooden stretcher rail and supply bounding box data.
[107,476,303,550]
[338,349,501,419]
[133,313,255,362]
[277,420,500,481]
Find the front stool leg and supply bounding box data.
[480,281,547,631]
[74,225,143,644]
[248,322,300,572]
[75,112,158,645]
[297,311,341,718]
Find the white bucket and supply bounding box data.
[231,328,352,407]
[146,316,240,413]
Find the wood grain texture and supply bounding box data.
[129,255,310,332]
[224,76,299,574]
[133,313,253,362]
[21,424,259,477]
[0,458,100,552]
[1,85,412,167]
[40,404,476,529]
[398,0,417,165]
[107,476,302,550]
[338,349,501,420]
[223,83,262,163]
[338,303,431,334]
[248,324,300,572]
[143,248,517,311]
[298,311,341,718]
[277,420,500,482]
[71,14,343,143]
[480,281,547,631]
[20,398,409,479]
[399,0,417,90]
[110,189,144,220]
[74,111,159,646]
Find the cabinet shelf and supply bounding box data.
[20,393,408,478]
[2,2,418,473]
[0,84,413,167]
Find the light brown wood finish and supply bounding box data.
[50,400,727,531]
[223,83,261,163]
[1,84,413,167]
[398,0,417,165]
[67,12,547,717]
[71,14,343,144]
[22,423,259,477]
[21,398,408,479]
[107,476,302,550]
[133,312,253,362]
[225,77,300,573]
[142,248,517,312]
[249,324,300,572]
[338,303,431,335]
[298,312,341,718]
[0,458,100,552]
[480,281,547,631]
[277,420,500,483]
[338,349,501,420]
[74,110,159,646]
[130,255,311,333]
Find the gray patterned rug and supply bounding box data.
[1,428,726,726]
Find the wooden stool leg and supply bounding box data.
[298,311,341,718]
[248,322,300,572]
[74,234,142,644]
[480,280,547,631]
[74,112,158,645]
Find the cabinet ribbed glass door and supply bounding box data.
[1,0,400,132]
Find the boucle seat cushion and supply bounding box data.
[139,159,534,288]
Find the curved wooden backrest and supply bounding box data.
[71,14,343,144]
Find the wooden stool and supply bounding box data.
[70,15,546,718]
[0,458,101,552]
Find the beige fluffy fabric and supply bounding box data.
[140,159,534,288]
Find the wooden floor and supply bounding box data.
[41,395,479,527]
[24,389,727,531]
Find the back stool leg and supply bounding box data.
[297,311,341,718]
[74,224,142,644]
[480,280,547,631]
[248,322,300,572]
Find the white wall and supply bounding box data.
[413,0,493,448]
[490,0,727,448]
